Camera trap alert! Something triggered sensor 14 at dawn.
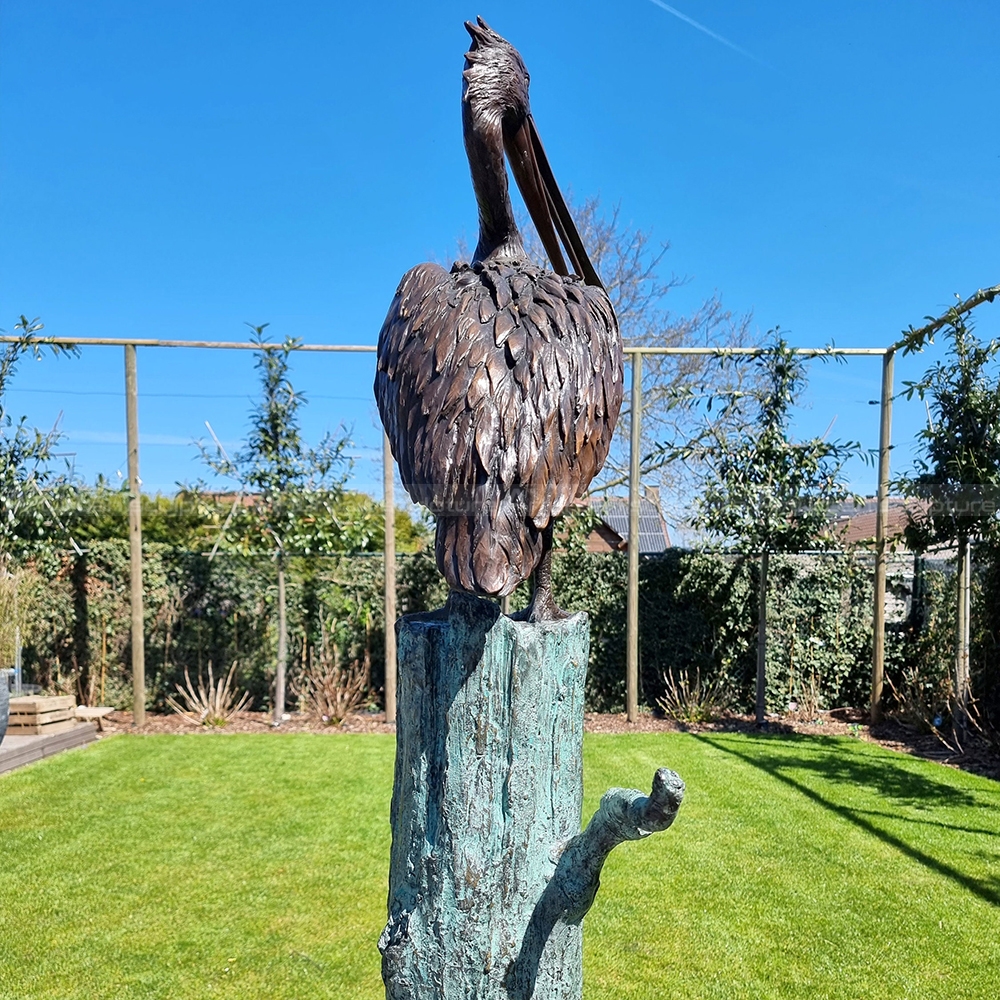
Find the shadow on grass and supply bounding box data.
[715,733,981,808]
[696,733,1000,907]
[850,808,1000,838]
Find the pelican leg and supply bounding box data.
[516,525,570,623]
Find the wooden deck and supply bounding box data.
[0,723,99,776]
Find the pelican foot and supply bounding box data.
[511,588,571,623]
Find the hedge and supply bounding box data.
[12,540,996,724]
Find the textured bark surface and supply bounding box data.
[381,593,588,999]
[380,593,684,1000]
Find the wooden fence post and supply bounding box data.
[871,349,894,725]
[124,344,145,727]
[626,351,642,723]
[956,534,972,734]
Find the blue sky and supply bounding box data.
[2,0,998,507]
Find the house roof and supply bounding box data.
[593,497,671,554]
[828,497,928,545]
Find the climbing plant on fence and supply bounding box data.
[12,542,446,711]
[11,540,969,719]
[552,547,879,714]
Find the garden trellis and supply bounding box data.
[3,283,997,724]
[0,335,914,725]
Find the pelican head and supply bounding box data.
[462,17,531,129]
[461,17,604,288]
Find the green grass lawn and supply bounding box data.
[1,732,998,999]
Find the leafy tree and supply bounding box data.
[659,335,860,723]
[197,325,351,724]
[897,308,1000,733]
[36,478,427,553]
[320,491,428,554]
[0,317,78,565]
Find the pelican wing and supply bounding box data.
[375,262,482,514]
[513,270,622,526]
[375,260,623,595]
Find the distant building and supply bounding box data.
[827,497,929,547]
[585,494,671,554]
[827,497,957,625]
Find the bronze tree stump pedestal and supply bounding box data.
[380,594,683,999]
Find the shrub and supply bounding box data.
[10,539,990,720]
[657,667,731,723]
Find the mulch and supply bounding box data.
[96,707,1000,783]
[97,710,395,737]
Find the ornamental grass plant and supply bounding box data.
[165,662,251,727]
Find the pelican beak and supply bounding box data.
[504,114,605,290]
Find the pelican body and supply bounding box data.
[375,18,623,620]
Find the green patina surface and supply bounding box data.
[382,595,680,999]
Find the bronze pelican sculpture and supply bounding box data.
[375,17,623,621]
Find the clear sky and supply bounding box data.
[2,1,998,508]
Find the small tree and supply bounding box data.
[0,317,78,565]
[660,336,860,723]
[897,308,1000,734]
[199,325,351,724]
